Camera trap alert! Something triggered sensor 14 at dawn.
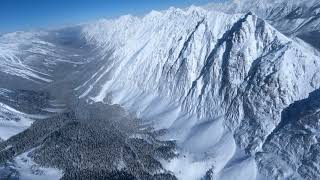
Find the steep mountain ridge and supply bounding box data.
[80,6,320,149]
[206,0,320,50]
[257,89,320,180]
[0,2,320,180]
[78,6,320,179]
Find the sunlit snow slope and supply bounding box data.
[1,1,320,180]
[77,5,320,180]
[206,0,320,50]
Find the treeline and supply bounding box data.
[0,101,177,180]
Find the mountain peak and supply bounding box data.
[1,1,320,180]
[79,5,320,179]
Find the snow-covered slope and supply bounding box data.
[79,6,320,179]
[0,2,320,180]
[206,0,320,49]
[0,32,53,85]
[0,102,33,141]
[0,28,90,90]
[0,28,85,143]
[257,89,320,180]
[0,88,67,141]
[0,150,64,180]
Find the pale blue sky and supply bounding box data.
[0,0,225,33]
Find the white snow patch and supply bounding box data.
[14,151,63,180]
[217,157,257,180]
[0,118,32,140]
[0,102,50,140]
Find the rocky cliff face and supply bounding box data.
[206,0,320,50]
[256,89,320,180]
[79,5,320,179]
[0,1,320,180]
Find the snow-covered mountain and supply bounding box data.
[0,1,320,180]
[77,5,320,180]
[206,0,320,50]
[257,88,320,180]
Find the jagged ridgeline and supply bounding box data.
[0,0,320,179]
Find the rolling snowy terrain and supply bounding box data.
[0,0,320,179]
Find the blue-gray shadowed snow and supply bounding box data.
[256,89,320,180]
[0,0,320,179]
